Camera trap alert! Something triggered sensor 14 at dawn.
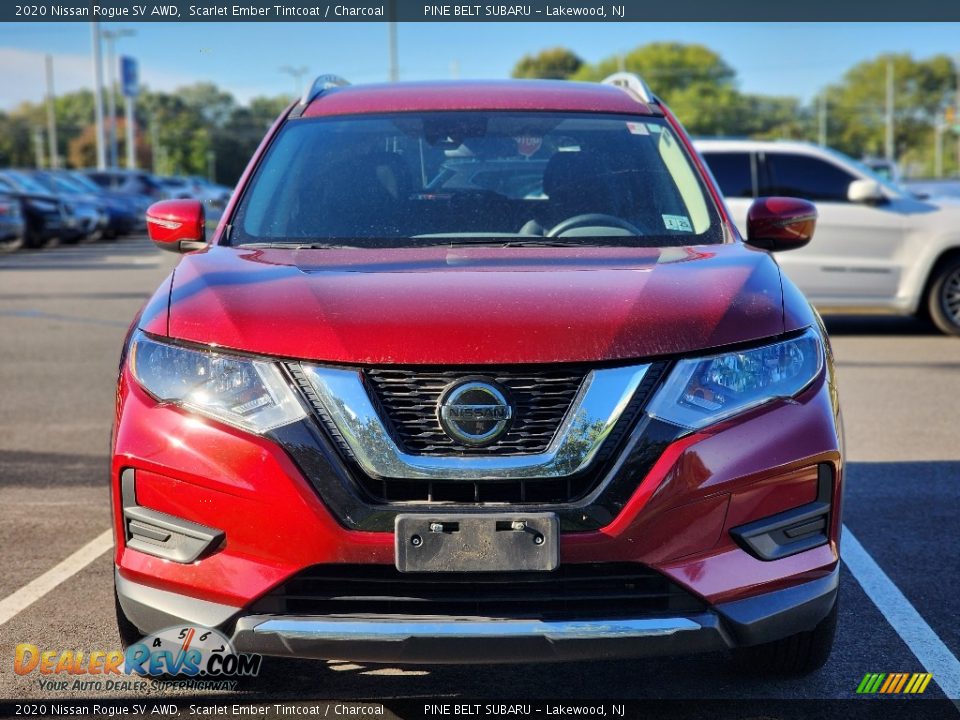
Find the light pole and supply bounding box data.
[102,28,135,168]
[885,58,895,162]
[45,54,58,168]
[387,21,398,82]
[279,65,309,99]
[91,22,106,170]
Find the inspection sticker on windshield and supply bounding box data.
[662,214,693,232]
[626,121,650,135]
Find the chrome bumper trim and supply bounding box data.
[298,363,651,480]
[250,616,701,641]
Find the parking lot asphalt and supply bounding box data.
[0,239,958,709]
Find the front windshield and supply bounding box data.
[230,112,723,248]
[69,173,105,193]
[3,171,51,195]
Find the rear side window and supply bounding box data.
[764,153,855,202]
[702,152,754,198]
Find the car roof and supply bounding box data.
[300,80,658,118]
[693,138,826,154]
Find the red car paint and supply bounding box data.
[152,243,785,365]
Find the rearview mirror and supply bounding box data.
[146,199,206,253]
[745,197,817,252]
[847,179,886,204]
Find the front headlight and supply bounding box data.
[645,329,823,431]
[129,332,306,434]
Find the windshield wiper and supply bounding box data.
[234,242,364,250]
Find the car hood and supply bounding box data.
[157,243,787,365]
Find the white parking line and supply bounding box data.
[0,529,113,627]
[842,524,960,700]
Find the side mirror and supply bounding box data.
[847,178,886,204]
[745,197,817,252]
[146,199,206,253]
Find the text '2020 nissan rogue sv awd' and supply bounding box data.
[112,74,844,675]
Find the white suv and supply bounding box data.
[696,139,960,335]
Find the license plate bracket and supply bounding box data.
[395,513,559,573]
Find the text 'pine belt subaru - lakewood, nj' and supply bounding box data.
[113,73,843,675]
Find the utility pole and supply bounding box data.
[818,93,827,147]
[935,117,945,178]
[387,19,398,81]
[102,28,135,169]
[885,58,895,162]
[33,127,45,168]
[45,54,58,168]
[386,0,398,82]
[279,65,309,98]
[91,22,106,170]
[150,117,160,174]
[125,94,136,169]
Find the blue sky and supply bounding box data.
[1,22,958,110]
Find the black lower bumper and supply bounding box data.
[227,569,839,664]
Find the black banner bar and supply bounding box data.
[2,699,960,720]
[3,0,960,22]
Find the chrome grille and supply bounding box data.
[365,367,587,455]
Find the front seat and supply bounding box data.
[540,151,622,228]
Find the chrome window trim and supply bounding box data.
[297,363,652,481]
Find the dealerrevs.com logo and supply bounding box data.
[15,625,261,691]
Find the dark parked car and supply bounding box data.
[24,170,106,243]
[34,170,136,240]
[0,171,67,249]
[66,171,147,232]
[0,191,26,252]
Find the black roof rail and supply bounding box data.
[601,72,658,105]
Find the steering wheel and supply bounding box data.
[546,213,643,238]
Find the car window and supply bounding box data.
[231,112,724,248]
[86,173,113,190]
[763,153,855,202]
[701,152,755,198]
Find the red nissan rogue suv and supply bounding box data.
[113,74,843,674]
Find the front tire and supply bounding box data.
[927,259,960,336]
[734,599,838,675]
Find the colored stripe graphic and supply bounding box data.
[856,672,932,694]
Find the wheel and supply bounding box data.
[927,258,960,336]
[734,599,838,675]
[24,221,57,250]
[114,583,145,650]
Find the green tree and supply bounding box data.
[0,112,33,167]
[138,89,212,176]
[213,95,289,183]
[512,47,584,80]
[823,53,957,174]
[571,43,743,135]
